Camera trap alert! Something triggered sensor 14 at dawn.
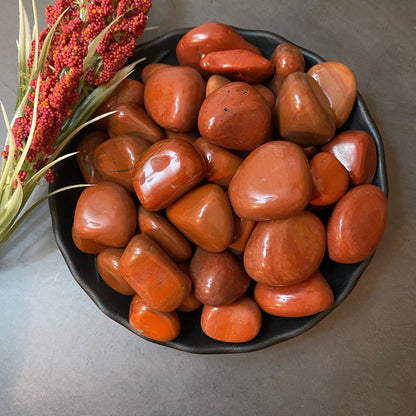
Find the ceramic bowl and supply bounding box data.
[49,27,388,354]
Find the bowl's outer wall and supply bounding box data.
[49,28,388,354]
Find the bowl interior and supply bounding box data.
[49,27,388,354]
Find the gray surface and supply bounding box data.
[0,0,415,415]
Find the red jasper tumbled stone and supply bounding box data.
[132,138,207,211]
[322,130,378,186]
[244,210,326,286]
[96,247,135,295]
[138,206,192,263]
[254,270,334,317]
[201,295,262,343]
[93,134,150,192]
[198,82,271,151]
[189,248,250,306]
[200,49,274,84]
[309,151,350,206]
[166,184,234,253]
[276,72,336,146]
[120,234,192,312]
[229,140,312,221]
[327,184,388,264]
[144,65,206,132]
[129,294,181,342]
[73,182,137,248]
[270,42,305,82]
[107,103,165,143]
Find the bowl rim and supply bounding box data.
[49,26,388,354]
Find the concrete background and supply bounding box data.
[0,0,415,415]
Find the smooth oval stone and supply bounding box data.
[93,135,150,192]
[129,294,181,342]
[308,61,357,128]
[201,295,262,343]
[303,145,320,160]
[107,103,165,143]
[141,63,171,84]
[176,22,262,75]
[120,234,192,312]
[229,141,312,221]
[327,185,388,264]
[244,210,326,285]
[73,182,137,248]
[200,49,274,84]
[229,215,256,255]
[270,43,305,82]
[166,184,234,253]
[322,130,378,186]
[193,137,243,188]
[93,78,145,130]
[144,66,205,132]
[309,151,349,206]
[76,130,108,184]
[198,82,271,151]
[254,270,334,317]
[276,72,336,146]
[189,248,250,306]
[177,292,202,313]
[132,138,206,211]
[72,226,108,254]
[96,247,135,295]
[206,74,231,96]
[138,205,192,262]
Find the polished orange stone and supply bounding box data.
[76,130,108,184]
[200,49,274,84]
[129,294,181,342]
[176,22,262,75]
[177,292,202,313]
[120,234,192,312]
[132,138,206,211]
[73,182,137,248]
[198,82,271,151]
[254,270,334,317]
[93,135,150,192]
[270,43,305,82]
[107,103,165,143]
[96,247,135,295]
[244,210,326,286]
[193,137,243,188]
[166,184,234,253]
[93,78,145,130]
[138,205,192,262]
[189,248,250,306]
[327,184,388,263]
[201,295,262,343]
[308,61,357,128]
[229,140,312,221]
[309,151,350,206]
[322,130,378,186]
[144,65,205,132]
[276,72,336,146]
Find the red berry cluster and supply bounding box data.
[4,0,151,186]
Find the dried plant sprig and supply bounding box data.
[0,0,151,247]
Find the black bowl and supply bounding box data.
[49,27,388,354]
